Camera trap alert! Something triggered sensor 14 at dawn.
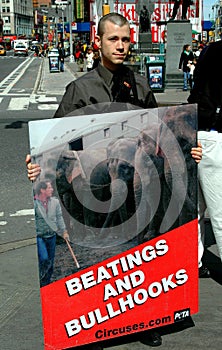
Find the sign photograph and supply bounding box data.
[29,104,198,350]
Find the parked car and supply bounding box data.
[0,45,6,56]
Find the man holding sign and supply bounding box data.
[27,12,202,350]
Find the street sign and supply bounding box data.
[72,21,77,30]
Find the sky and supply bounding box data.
[203,0,217,20]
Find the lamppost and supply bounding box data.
[54,0,74,62]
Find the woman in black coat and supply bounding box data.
[178,44,194,91]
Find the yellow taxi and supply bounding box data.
[0,45,6,56]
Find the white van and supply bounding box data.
[14,40,29,56]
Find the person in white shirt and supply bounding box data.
[85,46,94,72]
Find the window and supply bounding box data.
[104,128,110,138]
[121,121,128,131]
[3,16,10,24]
[69,138,83,151]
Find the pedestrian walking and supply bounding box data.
[58,42,65,72]
[187,57,197,89]
[85,45,94,71]
[92,50,100,69]
[188,39,222,276]
[179,44,194,91]
[194,44,204,59]
[34,44,39,57]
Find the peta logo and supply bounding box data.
[174,308,190,322]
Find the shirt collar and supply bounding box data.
[97,62,125,87]
[97,63,113,87]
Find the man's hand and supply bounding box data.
[26,154,41,182]
[191,140,202,164]
[63,231,70,241]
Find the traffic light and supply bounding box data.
[43,15,47,23]
[102,4,110,16]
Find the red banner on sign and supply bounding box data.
[41,220,198,350]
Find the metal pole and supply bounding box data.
[69,0,74,62]
[62,7,65,41]
[55,16,58,46]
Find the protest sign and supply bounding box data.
[29,104,198,349]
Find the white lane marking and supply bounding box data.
[0,93,30,96]
[8,97,29,110]
[0,57,35,94]
[10,209,34,217]
[37,96,57,102]
[0,95,59,110]
[0,212,4,217]
[0,221,7,226]
[0,58,31,88]
[38,103,59,110]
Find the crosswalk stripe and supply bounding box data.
[0,95,60,111]
[8,97,29,110]
[38,103,59,110]
[37,96,57,103]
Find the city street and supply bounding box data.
[0,56,222,350]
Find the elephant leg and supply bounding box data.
[134,172,151,244]
[160,172,196,233]
[100,179,128,238]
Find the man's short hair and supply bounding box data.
[97,12,130,37]
[35,180,51,195]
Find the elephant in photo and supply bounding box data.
[134,104,197,244]
[159,105,197,229]
[100,137,138,242]
[55,149,111,243]
[134,123,164,244]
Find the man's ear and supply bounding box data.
[95,35,101,49]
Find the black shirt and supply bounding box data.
[178,50,194,72]
[54,63,157,118]
[188,40,222,132]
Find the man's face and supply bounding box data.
[44,183,53,198]
[95,21,130,71]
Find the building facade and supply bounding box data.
[0,0,33,36]
[212,0,222,40]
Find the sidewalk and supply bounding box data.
[1,58,222,350]
[37,57,190,106]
